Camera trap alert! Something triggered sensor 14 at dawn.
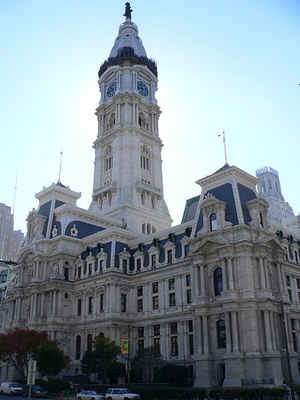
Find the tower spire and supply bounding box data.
[58,150,63,183]
[124,2,132,21]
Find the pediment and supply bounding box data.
[190,237,225,255]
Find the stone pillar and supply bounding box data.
[227,258,234,290]
[231,311,239,352]
[202,315,209,354]
[264,311,273,352]
[194,316,201,356]
[260,258,266,289]
[53,291,57,316]
[32,293,37,319]
[40,293,45,317]
[225,312,232,353]
[200,265,205,296]
[192,265,198,297]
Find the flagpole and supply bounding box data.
[218,130,228,165]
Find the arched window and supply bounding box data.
[141,192,145,206]
[214,267,223,296]
[209,213,217,232]
[75,335,81,360]
[216,320,226,349]
[140,144,151,171]
[104,145,113,172]
[87,334,93,352]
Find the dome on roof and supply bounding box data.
[109,20,147,59]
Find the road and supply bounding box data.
[0,396,48,400]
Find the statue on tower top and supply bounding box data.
[124,2,132,20]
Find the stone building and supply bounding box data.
[1,4,300,388]
[0,203,24,262]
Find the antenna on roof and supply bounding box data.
[12,172,17,216]
[218,130,228,165]
[58,150,63,183]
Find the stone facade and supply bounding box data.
[1,6,300,389]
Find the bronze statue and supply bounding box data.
[124,2,132,20]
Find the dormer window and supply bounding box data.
[209,213,218,232]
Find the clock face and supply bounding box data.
[107,81,117,98]
[137,80,149,97]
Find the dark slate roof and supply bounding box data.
[98,47,157,78]
[207,183,238,225]
[238,183,257,224]
[65,220,105,239]
[181,195,200,224]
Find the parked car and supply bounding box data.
[76,390,104,400]
[24,384,48,398]
[104,388,141,400]
[0,382,24,395]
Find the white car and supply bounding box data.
[105,388,141,400]
[77,390,104,400]
[0,382,24,395]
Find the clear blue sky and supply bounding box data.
[1,0,299,233]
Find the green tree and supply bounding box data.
[36,341,69,377]
[131,346,165,383]
[81,335,121,383]
[0,328,68,378]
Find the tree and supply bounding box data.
[36,341,69,377]
[131,346,165,383]
[0,328,67,378]
[81,335,120,383]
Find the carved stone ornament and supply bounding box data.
[52,225,58,237]
[70,224,78,237]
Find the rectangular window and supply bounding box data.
[169,292,176,307]
[94,262,98,272]
[170,322,177,335]
[121,294,127,312]
[188,320,193,332]
[186,289,192,304]
[138,339,144,353]
[286,275,291,287]
[88,263,92,275]
[189,334,194,355]
[171,336,178,356]
[288,289,293,303]
[186,274,191,287]
[137,298,143,312]
[99,259,104,272]
[122,259,128,273]
[184,244,190,257]
[88,296,93,314]
[297,279,300,289]
[151,254,156,267]
[153,324,160,337]
[100,294,104,312]
[137,286,143,297]
[136,258,142,271]
[138,327,144,337]
[169,278,175,291]
[152,282,158,294]
[77,299,82,316]
[167,249,173,264]
[153,337,160,353]
[152,295,159,310]
[83,263,87,275]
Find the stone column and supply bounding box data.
[202,315,209,354]
[227,258,234,290]
[192,265,198,298]
[260,258,266,289]
[264,311,273,352]
[231,311,239,352]
[200,265,205,296]
[32,293,37,319]
[225,312,232,353]
[194,316,201,356]
[40,293,45,317]
[53,291,57,316]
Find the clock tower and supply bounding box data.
[90,4,172,234]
